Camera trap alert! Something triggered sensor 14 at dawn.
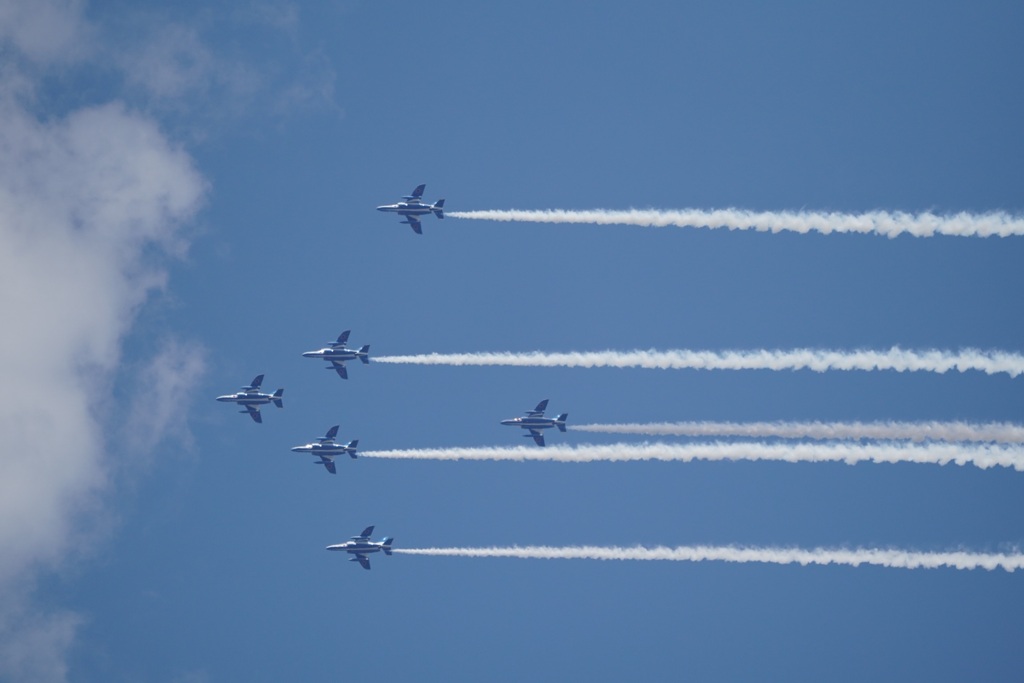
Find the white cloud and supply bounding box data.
[0,41,206,682]
[0,2,342,677]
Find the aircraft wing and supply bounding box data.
[358,525,375,538]
[333,330,351,348]
[318,455,337,475]
[355,555,371,570]
[526,399,549,417]
[246,405,263,424]
[404,215,423,234]
[331,361,348,379]
[408,184,426,199]
[529,430,545,447]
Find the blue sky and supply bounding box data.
[1,1,1023,681]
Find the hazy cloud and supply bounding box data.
[110,6,338,123]
[120,338,207,459]
[117,20,262,106]
[0,0,90,64]
[0,597,81,683]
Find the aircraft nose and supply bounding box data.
[376,206,386,211]
[301,351,316,358]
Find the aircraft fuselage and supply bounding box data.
[291,442,351,456]
[326,540,385,554]
[216,391,275,406]
[303,348,362,362]
[376,202,434,216]
[501,416,560,430]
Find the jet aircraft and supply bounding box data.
[326,525,394,570]
[302,330,370,380]
[291,425,358,475]
[376,184,445,234]
[215,374,283,423]
[500,399,568,446]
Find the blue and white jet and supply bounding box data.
[376,184,445,234]
[291,425,358,475]
[326,526,394,570]
[302,330,370,380]
[500,399,568,447]
[215,374,283,423]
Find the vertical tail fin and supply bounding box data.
[381,537,394,555]
[556,414,568,432]
[273,388,284,408]
[433,199,445,219]
[358,345,370,363]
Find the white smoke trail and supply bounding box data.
[447,208,1024,239]
[373,347,1024,378]
[360,442,1024,471]
[572,421,1024,444]
[393,545,1024,572]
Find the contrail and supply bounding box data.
[572,421,1024,444]
[373,347,1024,378]
[393,545,1024,572]
[446,208,1024,239]
[360,442,1024,471]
